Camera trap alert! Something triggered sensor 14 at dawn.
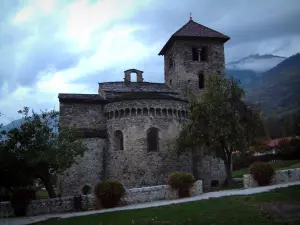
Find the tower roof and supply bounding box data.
[158,19,230,55]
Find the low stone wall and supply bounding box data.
[243,168,300,188]
[0,180,202,217]
[0,202,13,218]
[123,180,202,204]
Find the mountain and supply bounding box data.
[227,54,286,73]
[245,53,300,116]
[226,54,286,88]
[0,118,24,131]
[0,115,59,138]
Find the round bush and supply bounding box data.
[249,161,275,186]
[11,189,36,217]
[94,180,125,208]
[168,172,195,198]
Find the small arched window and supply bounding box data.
[114,130,124,150]
[147,127,160,152]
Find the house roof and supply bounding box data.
[98,82,177,94]
[266,137,292,147]
[58,94,106,103]
[58,82,184,104]
[159,19,230,55]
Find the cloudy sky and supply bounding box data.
[1,0,300,125]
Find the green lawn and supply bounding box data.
[34,185,300,225]
[232,160,300,178]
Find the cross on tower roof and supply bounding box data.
[190,12,192,20]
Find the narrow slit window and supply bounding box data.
[192,47,199,61]
[201,47,208,62]
[147,127,159,152]
[114,130,124,150]
[198,74,204,89]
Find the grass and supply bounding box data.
[232,160,300,178]
[36,190,49,199]
[34,185,300,225]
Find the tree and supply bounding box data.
[177,75,264,186]
[0,107,87,198]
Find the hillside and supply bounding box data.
[227,53,286,72]
[245,53,300,116]
[226,54,286,89]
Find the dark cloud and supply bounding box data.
[1,0,300,98]
[123,0,300,61]
[71,54,164,87]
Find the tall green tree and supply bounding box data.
[0,107,87,198]
[177,75,264,186]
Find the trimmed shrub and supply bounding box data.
[168,172,195,198]
[94,180,125,208]
[11,189,36,217]
[249,161,275,186]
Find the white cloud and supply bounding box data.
[55,25,154,83]
[12,0,57,24]
[0,0,156,125]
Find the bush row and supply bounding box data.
[94,172,196,208]
[9,172,196,216]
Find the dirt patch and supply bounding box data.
[261,202,300,222]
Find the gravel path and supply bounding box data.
[1,181,300,225]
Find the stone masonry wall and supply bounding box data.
[59,102,106,130]
[243,168,300,188]
[105,99,191,188]
[199,156,226,190]
[58,138,107,196]
[0,181,203,217]
[164,39,225,97]
[59,101,107,196]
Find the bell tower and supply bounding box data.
[158,17,230,97]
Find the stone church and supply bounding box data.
[58,17,230,196]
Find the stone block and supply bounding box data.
[243,168,300,188]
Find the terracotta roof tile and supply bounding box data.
[58,94,105,103]
[173,19,230,39]
[98,82,176,94]
[159,19,230,55]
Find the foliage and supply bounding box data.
[248,143,269,153]
[278,138,292,152]
[278,137,300,153]
[249,161,275,186]
[177,74,265,186]
[265,108,300,139]
[94,180,125,208]
[0,107,87,198]
[10,188,36,217]
[167,172,195,198]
